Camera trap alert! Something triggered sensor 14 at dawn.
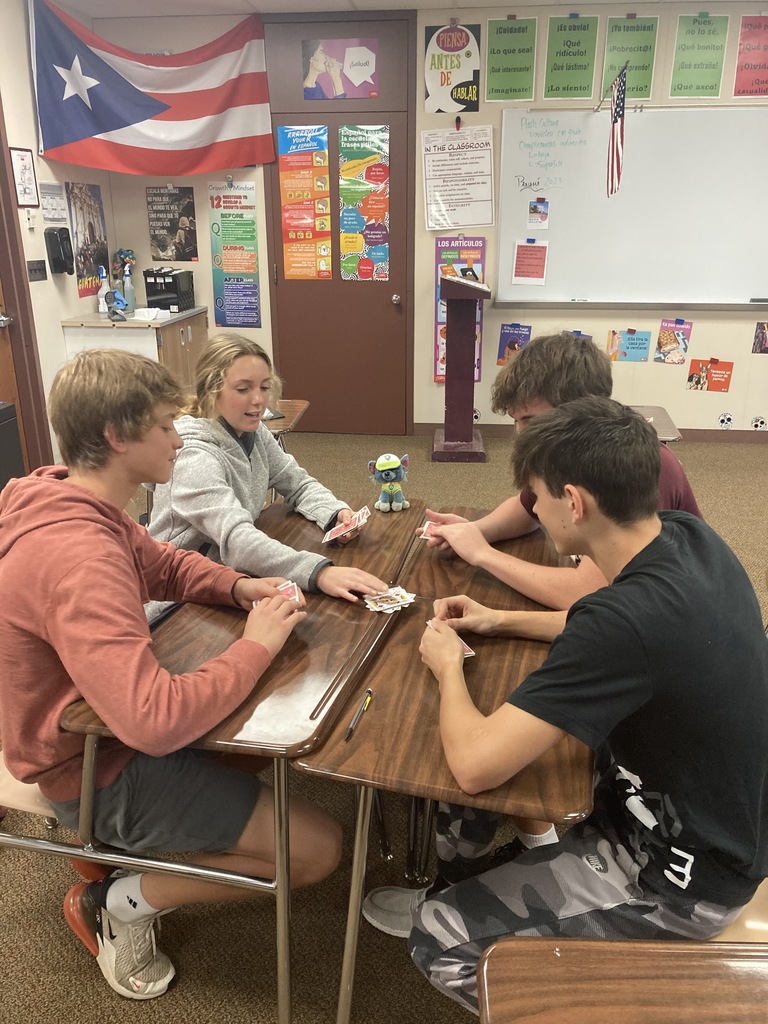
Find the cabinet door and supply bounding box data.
[156,322,191,388]
[182,311,209,385]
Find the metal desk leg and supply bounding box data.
[273,757,292,1024]
[416,798,436,884]
[372,790,392,862]
[405,795,420,881]
[337,785,374,1024]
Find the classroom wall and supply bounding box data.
[1,0,766,446]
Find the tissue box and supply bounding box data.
[143,268,195,312]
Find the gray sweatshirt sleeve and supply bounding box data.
[258,428,348,527]
[151,435,333,591]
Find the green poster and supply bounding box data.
[670,14,729,97]
[602,17,658,100]
[486,18,536,102]
[544,16,598,99]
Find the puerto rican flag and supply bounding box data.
[29,0,275,175]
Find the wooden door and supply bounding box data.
[263,14,415,435]
[0,275,29,471]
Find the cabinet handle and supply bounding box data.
[180,327,185,348]
[187,325,192,344]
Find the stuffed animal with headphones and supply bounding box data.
[369,453,410,512]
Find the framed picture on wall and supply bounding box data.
[9,147,39,208]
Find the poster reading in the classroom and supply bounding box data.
[486,18,536,102]
[544,15,598,99]
[277,126,332,281]
[146,185,198,262]
[301,38,379,100]
[654,319,692,364]
[752,322,768,354]
[422,126,494,230]
[66,182,108,298]
[606,329,651,362]
[424,24,481,113]
[497,323,532,364]
[434,236,484,383]
[670,14,729,98]
[512,239,548,285]
[686,357,733,392]
[339,124,390,281]
[735,17,768,97]
[602,16,658,100]
[207,181,261,328]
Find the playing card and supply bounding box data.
[322,507,370,544]
[364,586,415,613]
[420,520,439,539]
[277,581,300,602]
[426,618,475,658]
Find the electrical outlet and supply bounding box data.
[27,260,47,282]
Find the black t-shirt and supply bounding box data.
[510,511,768,903]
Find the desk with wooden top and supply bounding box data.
[296,509,594,1024]
[266,399,310,450]
[477,937,768,1023]
[60,496,426,1024]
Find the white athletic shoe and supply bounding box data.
[362,884,429,938]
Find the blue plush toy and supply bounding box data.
[369,453,410,512]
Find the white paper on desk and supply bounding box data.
[131,307,162,321]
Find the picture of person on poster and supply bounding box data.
[174,215,197,261]
[302,39,346,99]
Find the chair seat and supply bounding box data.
[0,754,56,818]
[712,877,768,942]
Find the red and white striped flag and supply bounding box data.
[30,0,274,175]
[607,65,627,197]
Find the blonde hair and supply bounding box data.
[48,349,185,470]
[185,333,282,419]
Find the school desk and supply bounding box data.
[477,937,768,1024]
[265,399,310,450]
[59,496,426,1024]
[294,512,594,1024]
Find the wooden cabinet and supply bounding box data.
[60,307,208,390]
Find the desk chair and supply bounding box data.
[0,750,58,829]
[477,935,768,1023]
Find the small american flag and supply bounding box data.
[607,65,627,197]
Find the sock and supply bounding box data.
[517,824,558,849]
[103,872,162,922]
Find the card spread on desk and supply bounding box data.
[322,506,371,544]
[364,586,415,613]
[277,581,301,602]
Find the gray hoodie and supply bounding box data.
[148,415,344,595]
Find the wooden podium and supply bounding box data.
[433,275,491,462]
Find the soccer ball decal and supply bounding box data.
[718,413,733,430]
[751,416,767,431]
[473,408,481,423]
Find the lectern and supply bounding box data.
[433,275,491,462]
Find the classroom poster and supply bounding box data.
[301,38,378,100]
[670,15,729,98]
[527,198,549,229]
[602,16,658,99]
[146,185,198,262]
[512,239,548,285]
[686,358,733,392]
[734,17,768,97]
[654,319,692,364]
[606,329,651,362]
[544,16,598,99]
[424,24,481,113]
[752,322,768,354]
[485,19,536,102]
[422,126,494,230]
[207,181,261,328]
[39,181,66,222]
[338,124,389,281]
[434,236,485,383]
[66,181,108,298]
[277,126,332,281]
[497,323,532,364]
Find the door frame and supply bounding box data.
[261,9,417,434]
[0,92,53,470]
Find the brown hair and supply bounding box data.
[491,332,613,415]
[48,349,185,470]
[184,333,282,419]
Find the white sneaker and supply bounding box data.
[362,885,429,938]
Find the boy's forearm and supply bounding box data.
[472,549,599,611]
[494,609,568,642]
[472,495,538,544]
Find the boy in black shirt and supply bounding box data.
[365,398,768,1013]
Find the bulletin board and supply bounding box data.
[496,107,768,308]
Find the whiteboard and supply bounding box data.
[496,107,768,307]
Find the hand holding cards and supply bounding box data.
[419,520,440,539]
[323,506,371,544]
[426,618,475,657]
[277,580,301,602]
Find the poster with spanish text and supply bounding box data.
[434,236,484,383]
[339,124,389,281]
[277,125,332,281]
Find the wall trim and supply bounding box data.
[413,423,768,444]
